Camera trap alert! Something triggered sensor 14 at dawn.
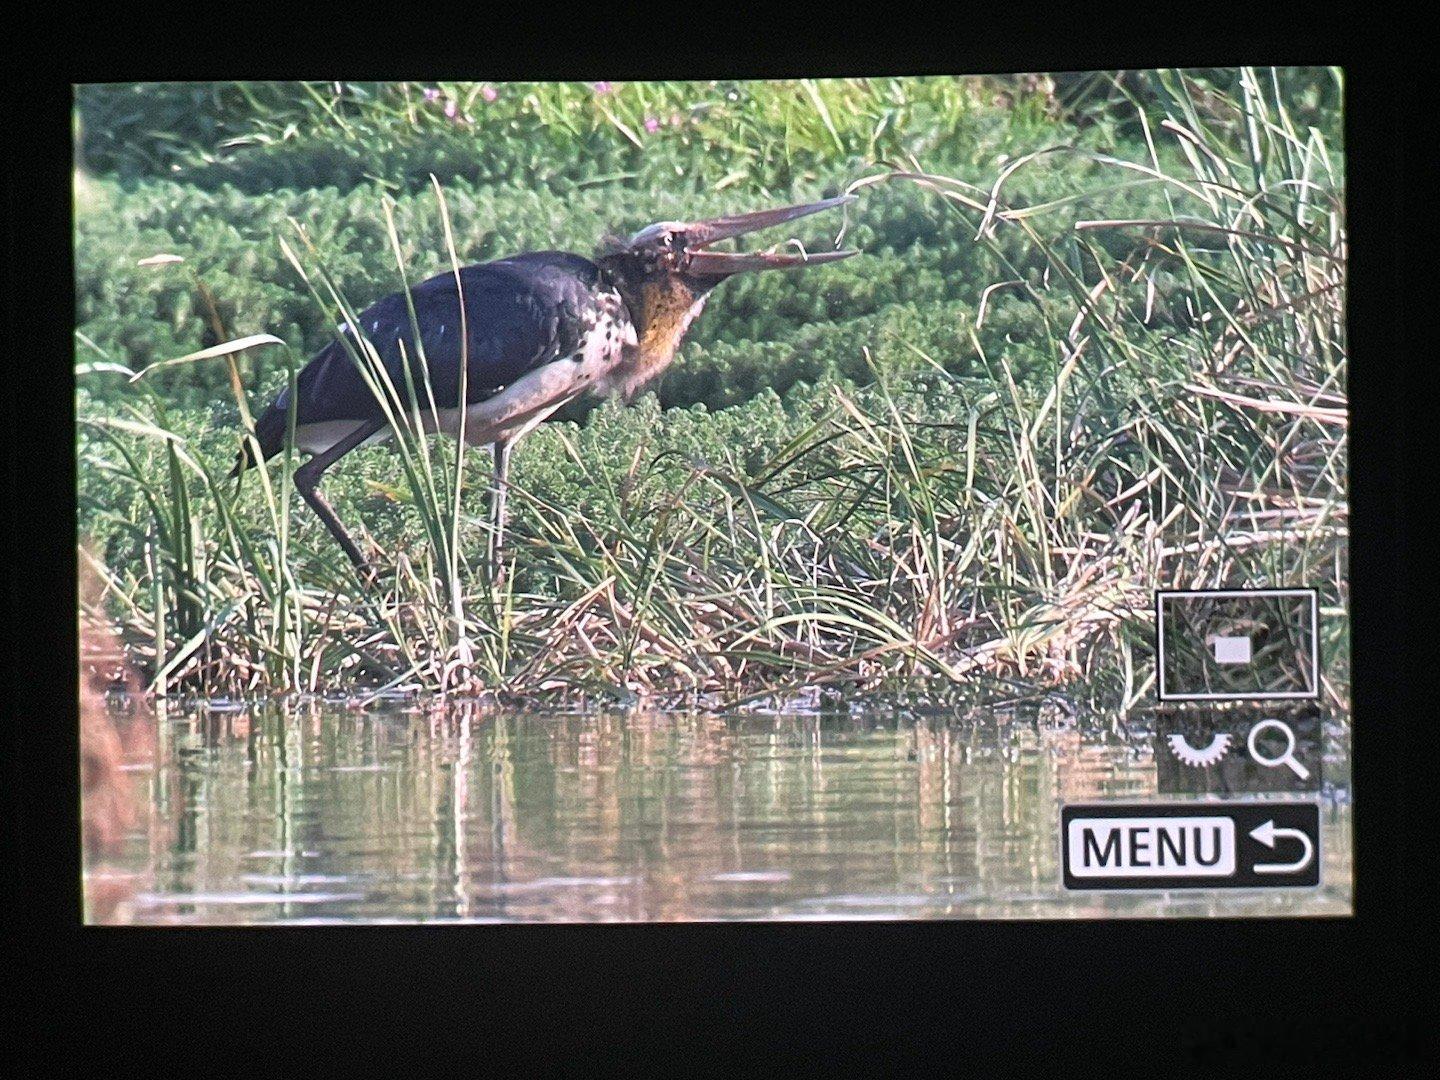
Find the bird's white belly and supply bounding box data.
[294,326,627,456]
[429,358,593,446]
[432,316,631,446]
[294,420,394,455]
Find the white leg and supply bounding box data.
[488,439,510,578]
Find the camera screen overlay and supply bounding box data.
[77,69,1349,923]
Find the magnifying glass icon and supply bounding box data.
[1247,719,1310,780]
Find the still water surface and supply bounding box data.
[89,703,1352,923]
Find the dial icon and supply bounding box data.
[1165,732,1234,768]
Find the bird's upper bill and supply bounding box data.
[628,195,859,277]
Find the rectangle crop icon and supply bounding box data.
[1156,588,1320,701]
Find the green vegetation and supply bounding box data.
[75,70,1348,707]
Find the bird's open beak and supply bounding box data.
[683,195,858,276]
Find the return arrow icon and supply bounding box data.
[1250,819,1315,874]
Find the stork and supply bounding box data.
[233,196,857,574]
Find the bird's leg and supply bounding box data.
[293,419,386,576]
[487,438,511,580]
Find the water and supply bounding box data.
[87,703,1353,923]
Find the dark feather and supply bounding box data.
[235,252,612,473]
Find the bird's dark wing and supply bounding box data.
[240,253,608,469]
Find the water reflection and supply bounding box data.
[90,703,1353,923]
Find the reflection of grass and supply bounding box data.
[76,70,1347,707]
[103,702,1164,924]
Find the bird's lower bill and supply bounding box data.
[683,195,859,277]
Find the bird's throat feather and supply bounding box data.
[612,281,708,400]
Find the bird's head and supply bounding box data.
[597,195,858,396]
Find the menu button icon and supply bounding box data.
[1068,816,1236,878]
[1062,803,1320,890]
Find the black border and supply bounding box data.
[9,16,1426,1072]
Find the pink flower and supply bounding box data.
[481,85,498,103]
[423,87,440,102]
[669,112,683,127]
[644,116,660,133]
[444,100,457,118]
[593,81,614,95]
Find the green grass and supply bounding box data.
[75,69,1348,708]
